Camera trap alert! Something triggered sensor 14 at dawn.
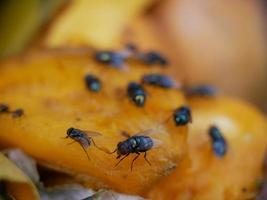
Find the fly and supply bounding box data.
[141,73,180,89]
[85,74,101,92]
[173,106,192,126]
[95,51,125,69]
[0,104,9,113]
[184,85,217,97]
[208,125,227,157]
[127,82,147,107]
[65,127,102,160]
[110,129,162,171]
[11,109,24,118]
[138,51,168,66]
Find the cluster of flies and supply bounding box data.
[66,46,226,170]
[0,45,226,171]
[0,104,24,118]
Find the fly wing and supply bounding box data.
[151,138,163,149]
[77,137,90,149]
[120,130,131,138]
[83,130,102,137]
[135,127,162,136]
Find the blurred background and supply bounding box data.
[0,0,266,112]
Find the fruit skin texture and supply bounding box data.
[0,49,187,195]
[148,96,267,200]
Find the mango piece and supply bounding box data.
[148,96,267,200]
[0,49,187,194]
[0,153,39,200]
[43,0,154,49]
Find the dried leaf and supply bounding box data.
[4,149,40,184]
[0,152,39,200]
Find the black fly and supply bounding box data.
[141,73,179,89]
[0,104,9,113]
[95,51,125,69]
[127,82,147,107]
[85,74,101,92]
[173,106,192,126]
[65,127,102,160]
[139,51,168,66]
[184,85,217,97]
[208,126,227,157]
[11,109,24,118]
[110,129,161,171]
[0,105,24,118]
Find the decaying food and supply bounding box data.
[0,48,187,195]
[148,97,267,200]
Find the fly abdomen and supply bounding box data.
[208,126,227,157]
[134,136,153,152]
[117,140,132,155]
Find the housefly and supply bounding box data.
[11,108,24,118]
[85,74,101,92]
[208,125,227,157]
[161,106,192,127]
[141,73,180,89]
[184,85,217,97]
[173,106,192,126]
[95,51,125,69]
[127,82,147,107]
[110,129,162,171]
[65,127,102,160]
[138,51,168,66]
[0,104,9,113]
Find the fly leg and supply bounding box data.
[80,143,90,161]
[66,140,90,161]
[91,138,112,154]
[67,140,76,145]
[131,152,140,171]
[115,153,130,167]
[144,151,151,166]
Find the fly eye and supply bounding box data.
[67,127,74,135]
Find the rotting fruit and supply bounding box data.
[148,96,267,200]
[0,48,187,195]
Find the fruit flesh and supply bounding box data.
[148,96,267,200]
[0,49,187,194]
[43,0,154,49]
